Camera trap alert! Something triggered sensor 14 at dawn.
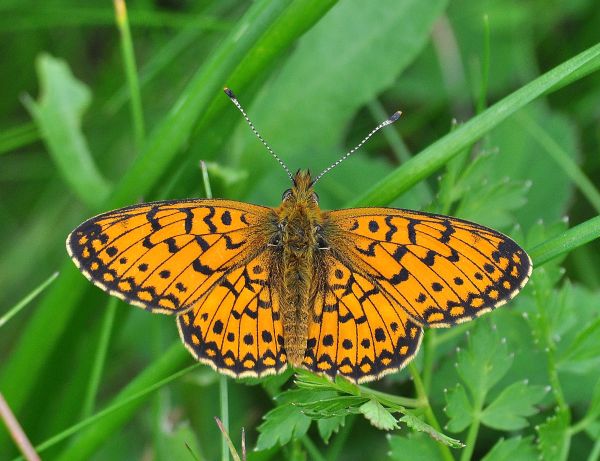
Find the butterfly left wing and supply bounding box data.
[67,199,274,314]
[302,254,423,383]
[323,208,532,328]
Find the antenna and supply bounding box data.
[224,88,293,181]
[313,110,402,184]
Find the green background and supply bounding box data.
[1,0,600,460]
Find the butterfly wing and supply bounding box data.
[323,208,532,327]
[67,199,275,314]
[178,252,287,378]
[302,254,422,383]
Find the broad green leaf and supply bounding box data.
[236,0,448,205]
[480,381,547,431]
[256,402,311,450]
[444,384,473,433]
[23,54,111,208]
[399,412,464,448]
[388,434,445,461]
[481,437,537,461]
[317,416,345,444]
[359,399,398,431]
[455,323,513,401]
[536,411,570,461]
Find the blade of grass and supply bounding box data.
[113,0,145,151]
[530,215,600,266]
[0,272,58,328]
[0,123,39,155]
[81,298,118,418]
[0,7,231,31]
[349,41,600,207]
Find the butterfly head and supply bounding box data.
[281,170,319,208]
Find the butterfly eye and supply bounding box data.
[311,192,319,203]
[282,189,292,200]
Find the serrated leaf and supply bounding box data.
[23,53,111,208]
[456,323,513,401]
[482,437,538,461]
[399,412,464,448]
[536,411,569,461]
[445,385,474,433]
[296,395,367,418]
[388,434,446,461]
[256,402,311,450]
[317,416,345,444]
[481,381,547,431]
[359,399,398,431]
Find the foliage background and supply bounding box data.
[1,0,600,460]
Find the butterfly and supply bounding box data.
[67,89,532,383]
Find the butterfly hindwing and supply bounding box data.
[302,255,423,383]
[67,199,274,314]
[325,208,532,327]
[177,252,287,378]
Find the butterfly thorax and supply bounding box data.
[276,171,324,366]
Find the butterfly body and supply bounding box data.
[67,165,531,383]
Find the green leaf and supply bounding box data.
[444,385,473,433]
[455,323,514,401]
[560,317,600,363]
[256,402,312,451]
[317,416,345,444]
[23,54,111,208]
[155,422,204,461]
[388,434,446,461]
[296,395,367,418]
[399,412,464,448]
[536,411,570,461]
[359,399,398,431]
[481,437,538,461]
[481,381,547,431]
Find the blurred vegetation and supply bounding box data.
[1,0,600,460]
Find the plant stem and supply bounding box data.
[0,392,40,461]
[114,0,145,152]
[301,436,327,461]
[220,376,230,461]
[408,364,455,461]
[0,272,58,328]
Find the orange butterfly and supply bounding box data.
[67,89,532,383]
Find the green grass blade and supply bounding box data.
[113,0,145,151]
[530,215,600,266]
[52,345,193,461]
[349,41,600,207]
[0,123,39,155]
[0,272,58,328]
[81,298,118,418]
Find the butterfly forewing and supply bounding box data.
[326,208,532,328]
[67,199,275,315]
